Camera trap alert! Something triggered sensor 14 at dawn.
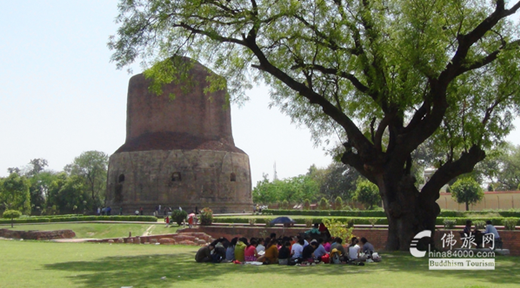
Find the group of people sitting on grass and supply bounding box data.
[195,233,381,265]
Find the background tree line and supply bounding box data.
[0,151,108,215]
[254,142,520,209]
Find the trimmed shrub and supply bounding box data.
[262,209,386,217]
[264,217,275,227]
[319,198,329,210]
[443,219,456,229]
[171,210,188,225]
[248,218,256,226]
[474,220,486,229]
[502,218,518,230]
[200,207,213,225]
[304,218,313,228]
[2,210,22,219]
[334,197,343,210]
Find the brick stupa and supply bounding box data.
[105,57,252,213]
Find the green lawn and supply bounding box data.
[2,223,181,239]
[0,240,519,288]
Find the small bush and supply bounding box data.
[368,218,378,227]
[2,210,22,219]
[200,207,213,225]
[319,198,329,210]
[171,210,188,225]
[281,200,289,210]
[443,219,456,229]
[322,218,355,242]
[304,218,313,228]
[248,218,256,226]
[502,218,518,230]
[474,220,486,229]
[264,217,275,227]
[334,197,343,210]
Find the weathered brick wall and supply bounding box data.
[0,229,75,240]
[106,150,252,213]
[124,58,233,147]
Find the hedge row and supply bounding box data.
[214,217,388,225]
[213,216,520,226]
[262,209,520,218]
[0,215,157,224]
[262,209,386,217]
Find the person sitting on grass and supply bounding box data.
[291,237,304,260]
[360,237,374,256]
[211,238,228,263]
[278,241,291,265]
[258,238,279,264]
[225,237,238,262]
[323,237,331,253]
[302,240,318,263]
[195,244,214,263]
[244,238,259,262]
[330,237,346,258]
[348,237,361,262]
[234,237,248,262]
[256,237,267,254]
[313,238,328,261]
[463,220,473,235]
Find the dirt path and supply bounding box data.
[141,225,155,236]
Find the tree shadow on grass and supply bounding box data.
[376,252,520,286]
[44,250,520,288]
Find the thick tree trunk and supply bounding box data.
[378,171,440,251]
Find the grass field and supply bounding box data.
[1,223,181,239]
[1,240,519,288]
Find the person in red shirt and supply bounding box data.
[244,238,258,262]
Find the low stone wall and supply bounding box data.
[86,231,213,246]
[0,229,75,240]
[189,226,520,256]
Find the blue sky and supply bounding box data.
[1,1,519,186]
[0,0,334,185]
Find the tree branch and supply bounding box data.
[421,145,486,201]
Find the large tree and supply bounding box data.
[64,151,108,209]
[109,0,520,250]
[0,173,31,214]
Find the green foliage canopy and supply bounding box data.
[65,151,108,208]
[353,179,381,210]
[450,177,484,211]
[0,173,31,214]
[109,0,520,250]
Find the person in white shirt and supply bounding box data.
[256,237,267,254]
[291,238,304,259]
[348,237,361,261]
